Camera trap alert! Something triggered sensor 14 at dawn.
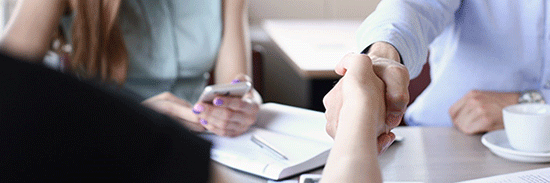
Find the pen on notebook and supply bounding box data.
[251,134,289,160]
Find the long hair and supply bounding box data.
[69,0,128,85]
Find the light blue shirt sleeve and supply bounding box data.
[357,0,462,78]
[358,0,550,127]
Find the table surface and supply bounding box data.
[262,19,362,79]
[215,127,550,182]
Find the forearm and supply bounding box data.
[357,0,461,78]
[321,100,383,183]
[0,0,66,61]
[214,0,251,84]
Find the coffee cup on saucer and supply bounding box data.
[502,103,550,153]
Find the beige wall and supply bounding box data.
[249,0,381,25]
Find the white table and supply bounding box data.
[215,127,550,182]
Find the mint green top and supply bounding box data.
[62,0,222,103]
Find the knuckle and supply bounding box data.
[387,65,410,79]
[467,90,481,98]
[388,92,409,104]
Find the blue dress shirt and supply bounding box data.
[357,0,550,126]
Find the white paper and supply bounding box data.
[199,103,332,180]
[459,167,550,183]
[254,103,333,145]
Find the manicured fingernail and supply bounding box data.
[231,79,240,84]
[200,119,208,125]
[387,113,403,127]
[193,104,204,114]
[213,98,224,106]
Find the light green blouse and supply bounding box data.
[62,0,222,103]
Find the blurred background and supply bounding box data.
[0,0,383,111]
[249,0,381,111]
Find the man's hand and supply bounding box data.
[449,90,520,134]
[367,42,410,128]
[323,53,396,154]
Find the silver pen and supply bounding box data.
[251,134,289,160]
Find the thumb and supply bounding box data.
[342,54,376,81]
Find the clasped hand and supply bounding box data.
[324,53,408,154]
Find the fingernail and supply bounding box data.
[380,135,394,154]
[384,138,394,150]
[387,113,403,127]
[193,104,204,114]
[213,98,224,106]
[200,119,208,125]
[231,79,241,84]
[380,147,387,154]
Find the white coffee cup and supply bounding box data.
[502,103,550,153]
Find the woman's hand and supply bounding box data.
[321,53,388,183]
[193,75,261,137]
[323,53,396,154]
[142,92,206,132]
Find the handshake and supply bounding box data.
[323,49,409,154]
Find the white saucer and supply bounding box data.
[481,129,550,163]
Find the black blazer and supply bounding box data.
[0,54,211,182]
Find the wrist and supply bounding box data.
[518,90,545,104]
[337,102,381,137]
[365,42,401,63]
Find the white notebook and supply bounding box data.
[200,103,333,180]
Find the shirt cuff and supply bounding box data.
[356,27,428,79]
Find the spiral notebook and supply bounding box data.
[200,103,333,180]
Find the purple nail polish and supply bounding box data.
[193,104,204,114]
[231,79,241,84]
[213,98,224,106]
[200,119,208,125]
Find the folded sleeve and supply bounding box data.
[357,0,461,78]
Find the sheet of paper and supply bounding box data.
[201,127,331,179]
[203,128,331,165]
[199,103,334,179]
[459,167,550,183]
[254,103,333,145]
